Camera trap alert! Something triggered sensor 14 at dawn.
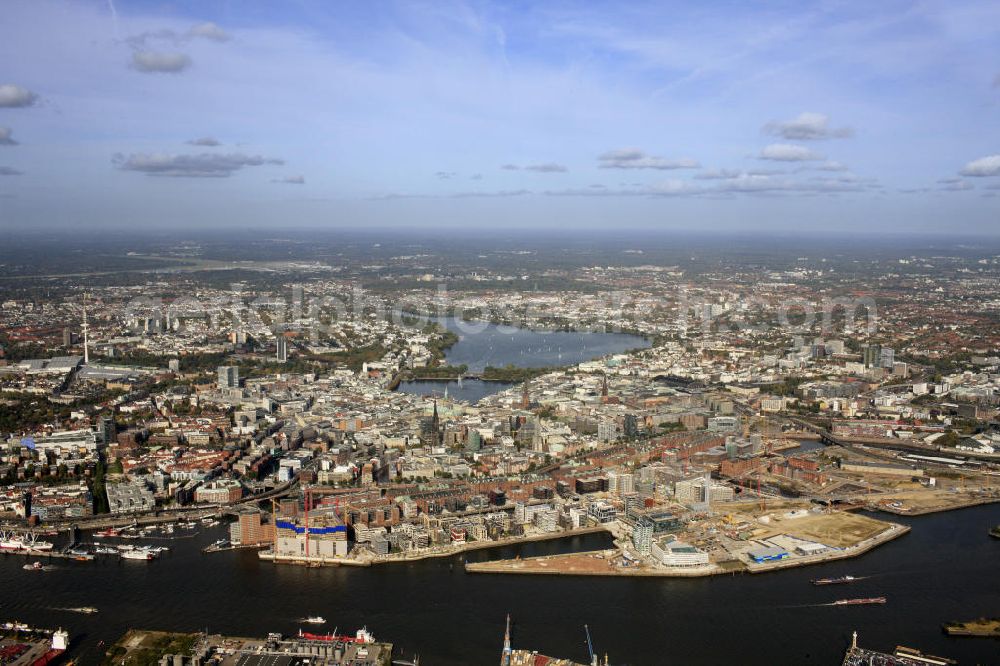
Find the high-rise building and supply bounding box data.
[276,336,288,363]
[879,347,895,369]
[624,414,640,438]
[632,518,653,554]
[618,472,635,496]
[598,419,618,442]
[217,365,239,390]
[863,343,881,368]
[232,509,274,546]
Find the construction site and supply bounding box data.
[467,496,907,578]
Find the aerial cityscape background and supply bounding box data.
[1,0,999,231]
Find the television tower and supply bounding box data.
[81,297,90,365]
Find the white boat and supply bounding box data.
[23,561,44,571]
[0,538,25,550]
[303,616,326,624]
[121,549,156,561]
[25,537,54,551]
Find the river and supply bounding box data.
[2,503,998,665]
[395,317,649,402]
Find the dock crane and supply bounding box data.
[584,625,609,666]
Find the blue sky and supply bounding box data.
[1,0,999,232]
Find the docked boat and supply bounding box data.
[95,545,119,555]
[25,537,55,551]
[94,528,120,538]
[121,549,156,561]
[0,537,26,550]
[812,575,864,585]
[832,597,886,606]
[298,628,374,644]
[303,616,326,624]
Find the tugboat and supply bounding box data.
[832,597,886,606]
[812,575,865,585]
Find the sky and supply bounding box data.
[1,0,999,233]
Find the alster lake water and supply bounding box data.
[395,317,650,402]
[2,502,999,665]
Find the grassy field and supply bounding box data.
[102,630,198,666]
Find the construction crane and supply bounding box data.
[584,625,596,666]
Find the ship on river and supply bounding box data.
[813,575,866,586]
[832,597,886,606]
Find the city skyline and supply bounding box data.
[1,0,999,232]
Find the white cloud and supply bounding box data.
[937,177,973,191]
[763,112,853,140]
[694,169,741,180]
[758,143,824,162]
[0,84,38,108]
[0,127,17,146]
[598,149,700,170]
[113,152,284,177]
[959,154,1000,177]
[500,162,568,172]
[524,163,568,173]
[541,172,874,198]
[189,22,230,42]
[131,51,191,74]
[272,175,305,184]
[814,161,849,172]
